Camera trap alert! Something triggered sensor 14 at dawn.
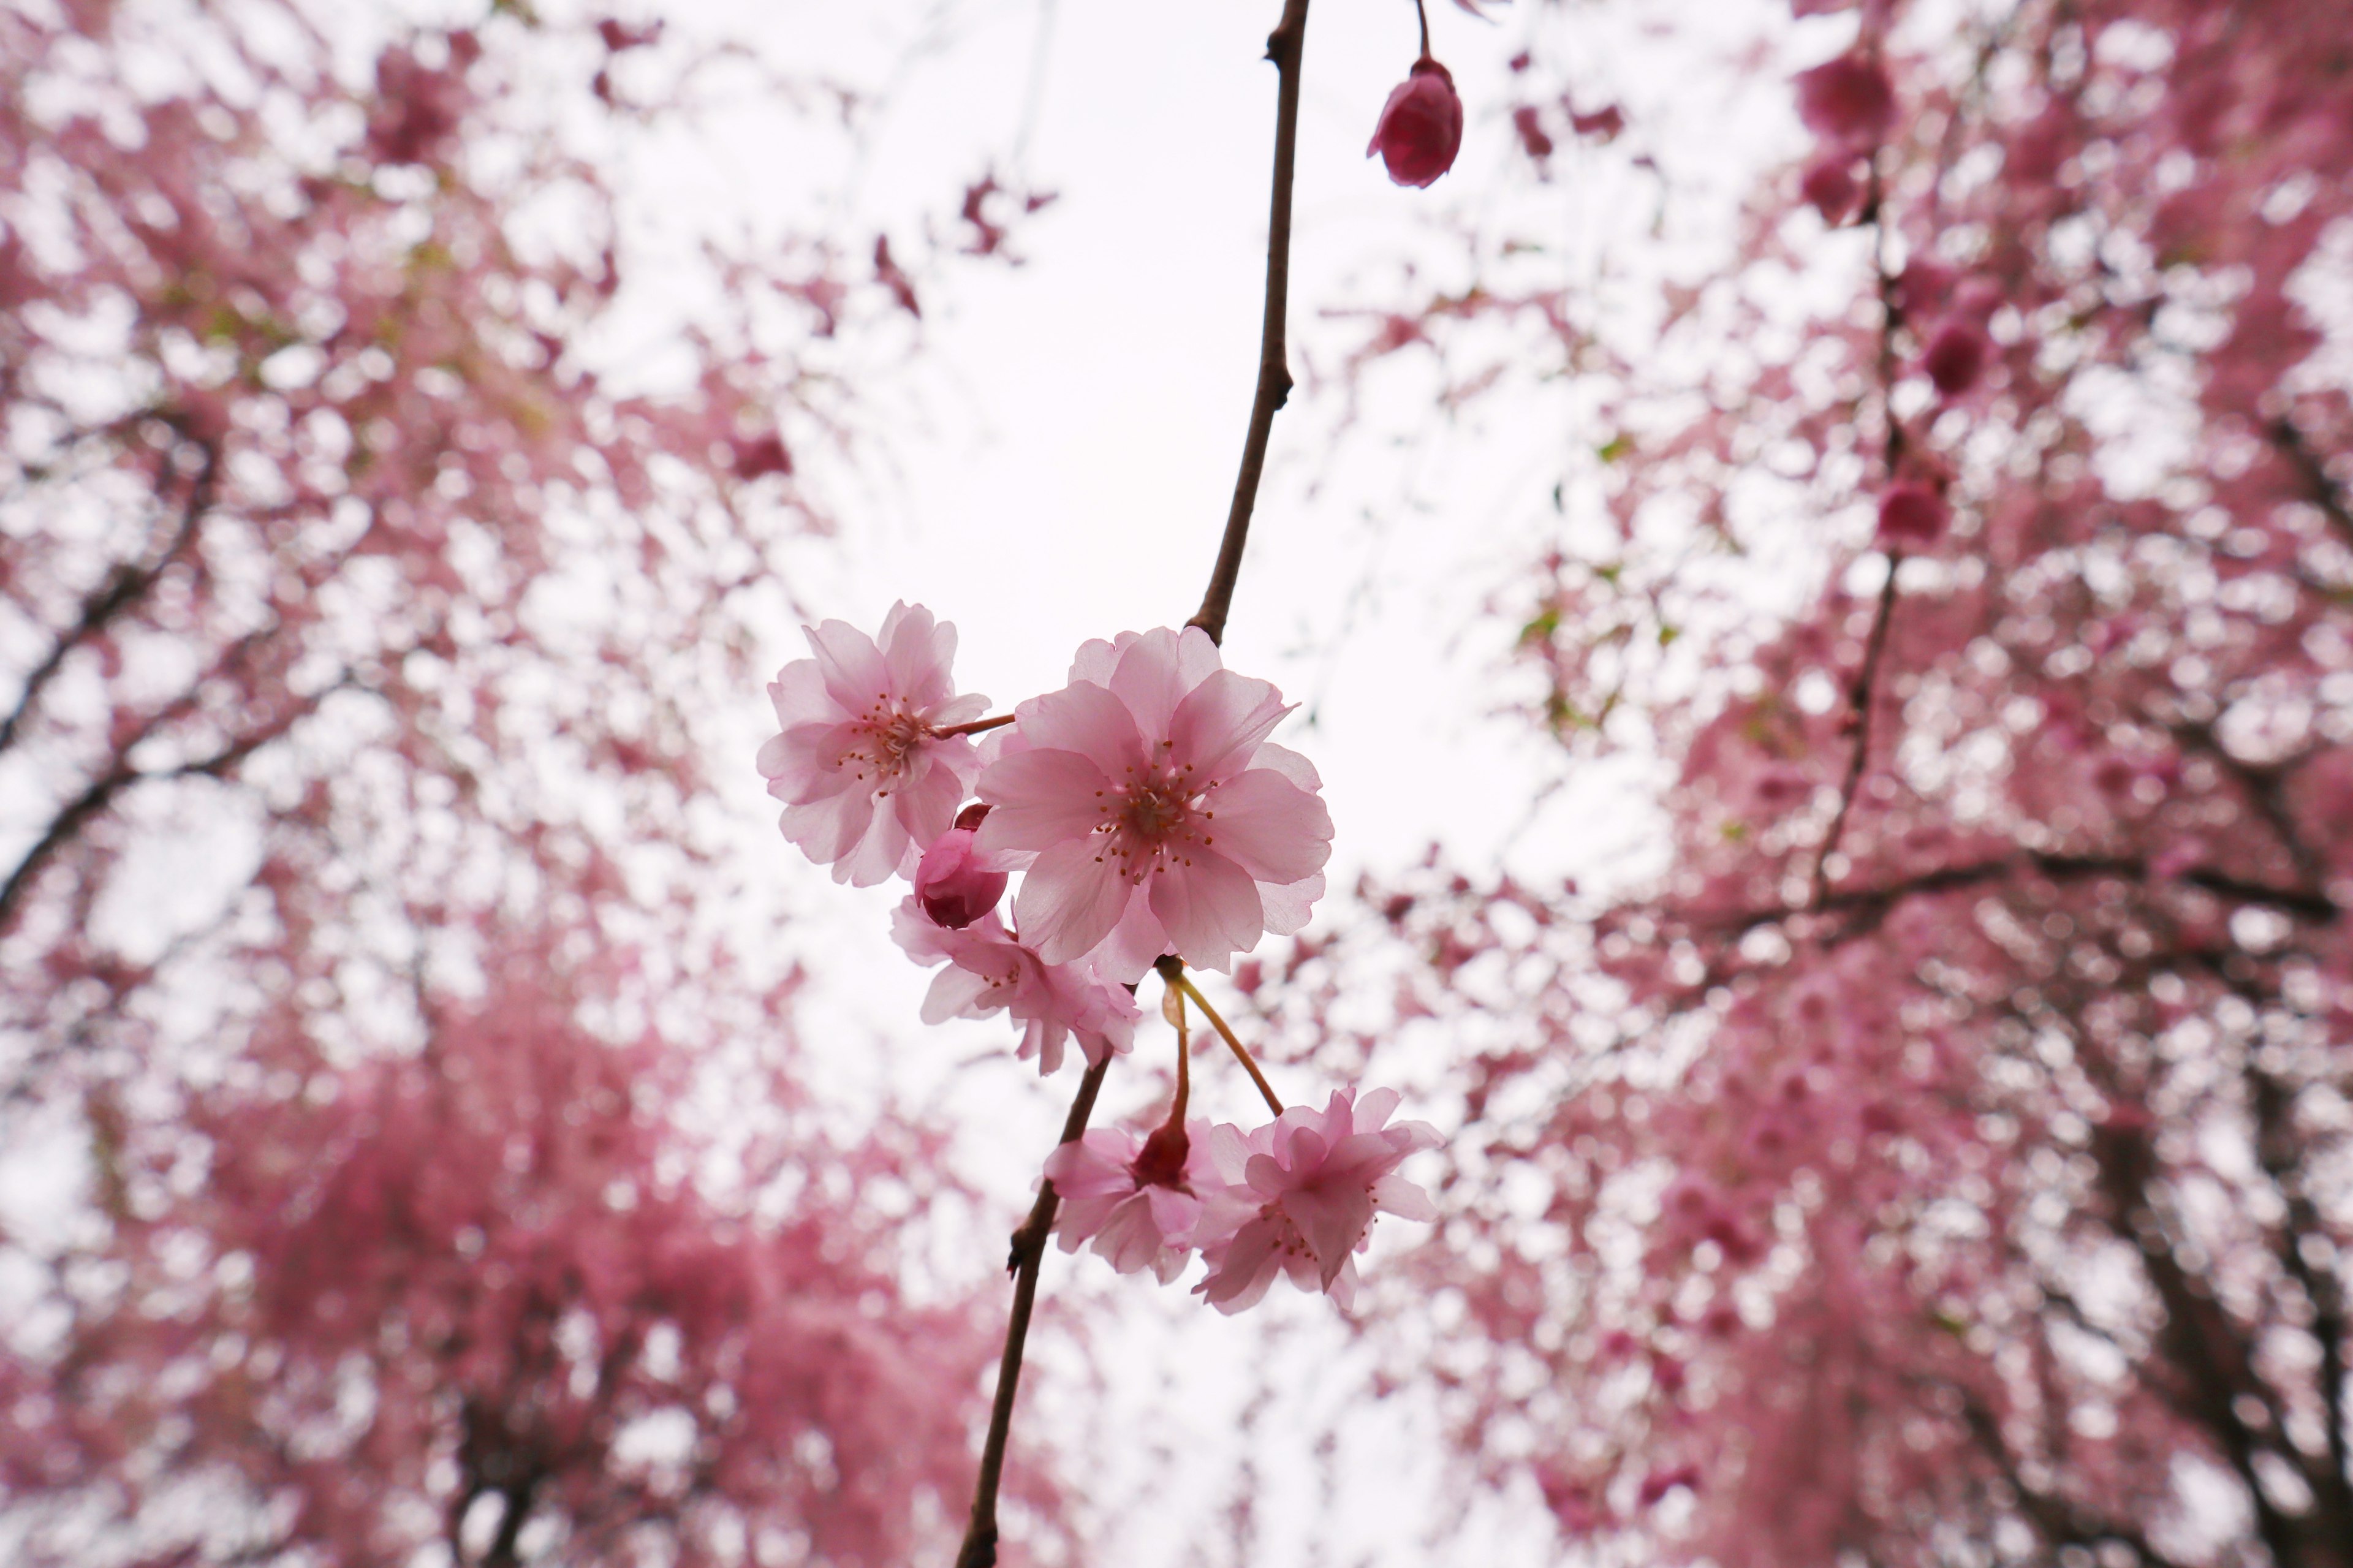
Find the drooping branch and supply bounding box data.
[1188,0,1312,647]
[952,1055,1109,1568]
[0,436,219,758]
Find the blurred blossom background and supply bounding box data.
[5,1,2350,1565]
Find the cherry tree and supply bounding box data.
[0,1,1051,1561]
[1259,0,2353,1562]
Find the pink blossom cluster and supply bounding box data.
[1045,1088,1440,1311]
[759,608,1439,1309]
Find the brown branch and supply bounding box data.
[0,437,219,757]
[1188,0,1312,647]
[2270,415,2353,548]
[1811,555,1903,906]
[953,1055,1110,1568]
[2247,1064,2353,1537]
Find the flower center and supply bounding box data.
[1094,759,1210,884]
[843,703,931,787]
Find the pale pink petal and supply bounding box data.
[1173,626,1222,691]
[1015,836,1137,965]
[766,659,833,728]
[1148,849,1265,971]
[805,618,890,714]
[1021,1013,1066,1075]
[781,789,875,867]
[1167,668,1289,784]
[1199,768,1332,884]
[1091,895,1174,986]
[1107,627,1191,737]
[878,602,950,707]
[1246,739,1322,791]
[1352,1087,1403,1129]
[1284,1185,1376,1286]
[1199,1219,1282,1313]
[1044,1131,1140,1200]
[1259,873,1324,937]
[1013,680,1146,777]
[890,754,968,851]
[976,749,1115,852]
[921,964,995,1025]
[836,811,913,887]
[1371,1172,1439,1222]
[1068,635,1122,686]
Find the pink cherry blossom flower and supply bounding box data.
[1368,59,1464,189]
[757,602,987,886]
[1192,1087,1441,1314]
[1042,1119,1213,1284]
[889,899,1137,1074]
[974,627,1332,980]
[914,813,1010,929]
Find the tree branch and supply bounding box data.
[0,437,219,757]
[1188,0,1311,647]
[953,1055,1110,1568]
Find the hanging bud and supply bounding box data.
[1877,483,1950,548]
[914,824,1010,929]
[1920,319,1989,397]
[1368,59,1464,189]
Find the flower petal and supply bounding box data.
[1147,849,1265,971]
[1016,835,1139,965]
[1199,768,1333,885]
[805,618,890,714]
[1167,668,1289,784]
[976,749,1115,852]
[1107,627,1191,738]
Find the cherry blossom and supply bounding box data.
[890,898,1139,1074]
[757,602,988,885]
[1042,1120,1214,1283]
[1192,1088,1439,1314]
[1368,58,1465,188]
[974,626,1332,980]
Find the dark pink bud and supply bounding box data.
[1568,103,1625,142]
[1368,59,1464,189]
[730,433,792,480]
[1512,105,1555,163]
[914,827,1007,929]
[1920,320,1988,396]
[1800,156,1863,225]
[1129,1119,1192,1190]
[1794,51,1895,145]
[1877,483,1950,548]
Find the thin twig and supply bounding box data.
[1188,0,1312,646]
[935,713,1017,739]
[1810,555,1902,906]
[1162,961,1284,1115]
[952,1056,1110,1568]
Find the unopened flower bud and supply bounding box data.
[1877,483,1950,548]
[1920,320,1988,396]
[1368,59,1464,189]
[1794,51,1895,145]
[914,826,1009,929]
[1800,156,1863,225]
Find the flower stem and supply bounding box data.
[1413,0,1430,60]
[1159,959,1285,1116]
[953,1055,1110,1568]
[1167,977,1191,1124]
[1189,0,1313,646]
[936,713,1017,739]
